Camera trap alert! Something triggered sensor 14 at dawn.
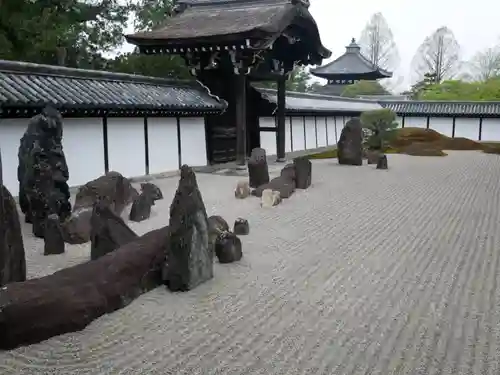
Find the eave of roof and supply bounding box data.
[380,100,500,116]
[0,60,226,115]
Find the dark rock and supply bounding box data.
[248,147,269,188]
[366,150,380,164]
[63,171,139,244]
[43,214,65,255]
[17,107,71,238]
[90,201,138,261]
[252,176,296,198]
[293,157,312,189]
[129,192,154,222]
[0,185,26,287]
[140,182,163,203]
[166,165,212,291]
[208,215,229,255]
[0,226,169,350]
[337,117,363,166]
[376,154,388,170]
[233,218,249,235]
[215,231,243,264]
[280,163,296,182]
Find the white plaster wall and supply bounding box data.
[107,117,146,178]
[316,117,327,147]
[0,118,27,196]
[260,132,277,156]
[291,117,305,151]
[395,116,404,128]
[304,116,317,149]
[63,118,105,187]
[285,117,292,153]
[481,118,500,141]
[335,116,344,142]
[148,118,179,174]
[454,118,480,140]
[179,117,207,166]
[429,117,453,137]
[405,117,427,128]
[326,117,336,145]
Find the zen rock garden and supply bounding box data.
[0,108,247,350]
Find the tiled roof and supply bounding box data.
[256,88,383,113]
[380,101,500,116]
[0,60,226,114]
[311,38,392,80]
[126,0,330,63]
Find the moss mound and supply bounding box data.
[400,143,447,157]
[305,148,338,160]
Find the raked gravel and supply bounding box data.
[2,151,500,375]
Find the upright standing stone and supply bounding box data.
[44,214,65,255]
[248,148,269,188]
[166,165,212,291]
[337,117,363,166]
[233,218,249,235]
[376,154,388,170]
[129,192,154,222]
[0,185,26,287]
[293,157,312,189]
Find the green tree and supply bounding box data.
[360,109,399,150]
[341,80,390,97]
[0,0,131,68]
[418,78,500,101]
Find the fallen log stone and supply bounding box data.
[215,231,243,264]
[166,165,213,291]
[376,154,388,170]
[0,185,26,287]
[0,226,169,350]
[43,214,65,256]
[233,218,249,235]
[252,176,296,198]
[129,192,154,222]
[90,201,138,261]
[293,157,312,189]
[337,117,363,166]
[248,148,269,188]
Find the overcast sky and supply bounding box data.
[122,0,500,91]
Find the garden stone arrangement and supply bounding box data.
[337,117,363,166]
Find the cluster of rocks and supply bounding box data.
[338,117,388,170]
[208,215,247,264]
[235,147,312,207]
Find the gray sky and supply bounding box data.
[308,0,500,90]
[122,0,500,91]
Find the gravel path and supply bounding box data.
[2,151,500,375]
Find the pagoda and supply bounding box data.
[126,0,330,166]
[311,38,392,96]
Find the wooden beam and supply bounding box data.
[235,74,247,166]
[276,76,286,162]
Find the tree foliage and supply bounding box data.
[360,109,399,150]
[255,66,319,93]
[411,27,461,85]
[358,12,399,71]
[0,0,132,68]
[417,78,500,101]
[467,45,500,82]
[341,80,390,98]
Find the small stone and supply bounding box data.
[140,182,163,203]
[233,218,249,235]
[234,180,250,199]
[248,148,270,188]
[208,215,230,253]
[44,214,65,255]
[376,154,388,170]
[293,157,312,189]
[261,189,281,208]
[338,117,363,166]
[366,150,380,164]
[215,231,243,263]
[129,192,154,222]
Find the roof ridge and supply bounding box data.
[255,86,379,103]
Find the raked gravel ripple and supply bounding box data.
[2,151,500,375]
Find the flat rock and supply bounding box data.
[166,165,213,292]
[43,214,65,255]
[338,117,363,166]
[215,231,243,264]
[293,157,312,189]
[233,218,249,235]
[0,226,169,350]
[129,192,154,222]
[90,201,138,261]
[0,185,26,287]
[248,147,270,188]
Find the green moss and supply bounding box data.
[305,149,338,159]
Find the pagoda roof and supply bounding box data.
[125,0,330,64]
[311,38,392,80]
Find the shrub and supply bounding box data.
[360,109,400,150]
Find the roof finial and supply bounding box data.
[351,38,356,43]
